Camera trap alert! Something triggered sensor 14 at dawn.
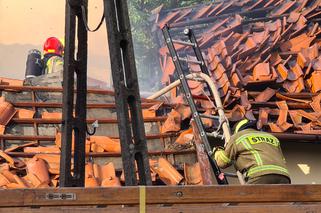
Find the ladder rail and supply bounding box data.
[162,25,228,185]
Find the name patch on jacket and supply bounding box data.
[248,135,280,147]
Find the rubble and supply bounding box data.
[153,0,321,137]
[0,75,202,188]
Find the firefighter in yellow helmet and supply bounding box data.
[213,119,291,184]
[42,37,64,74]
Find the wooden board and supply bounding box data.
[2,203,321,213]
[1,185,321,207]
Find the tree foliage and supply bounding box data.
[128,0,211,91]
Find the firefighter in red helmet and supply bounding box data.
[42,37,64,74]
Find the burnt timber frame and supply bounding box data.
[103,0,152,185]
[60,0,152,186]
[60,0,88,187]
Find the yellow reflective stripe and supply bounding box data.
[236,133,254,144]
[46,60,53,74]
[47,49,55,53]
[248,165,289,177]
[234,119,248,133]
[217,150,231,164]
[236,133,278,145]
[240,139,263,166]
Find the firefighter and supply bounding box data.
[213,119,291,184]
[42,37,64,74]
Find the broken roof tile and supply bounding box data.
[226,104,246,121]
[289,110,303,127]
[173,9,192,23]
[287,63,303,81]
[89,136,121,153]
[312,56,321,70]
[283,77,305,93]
[24,146,60,154]
[272,0,296,16]
[287,12,301,23]
[297,52,308,68]
[26,157,50,185]
[175,128,193,145]
[215,1,234,16]
[5,142,38,153]
[161,109,181,133]
[41,111,62,119]
[307,71,321,93]
[184,162,203,185]
[0,125,5,135]
[0,101,16,126]
[240,91,251,110]
[301,44,319,62]
[158,11,180,29]
[253,63,271,81]
[208,2,224,16]
[192,4,212,19]
[175,104,192,120]
[0,150,25,169]
[150,157,183,185]
[15,109,35,119]
[0,77,23,87]
[255,87,276,102]
[280,33,314,52]
[35,154,60,175]
[211,63,226,80]
[310,93,321,112]
[257,108,270,129]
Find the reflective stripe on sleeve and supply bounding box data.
[217,150,231,164]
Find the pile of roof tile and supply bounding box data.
[0,78,203,188]
[153,0,321,136]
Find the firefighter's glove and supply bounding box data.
[211,146,224,159]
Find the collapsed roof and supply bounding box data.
[152,0,321,138]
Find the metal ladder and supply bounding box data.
[162,25,228,185]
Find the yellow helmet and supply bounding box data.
[233,119,257,134]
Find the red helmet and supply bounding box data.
[43,37,64,56]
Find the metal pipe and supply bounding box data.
[172,39,195,47]
[179,57,203,65]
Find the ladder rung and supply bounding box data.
[224,172,238,178]
[199,114,219,120]
[179,57,203,65]
[206,132,223,138]
[172,39,195,47]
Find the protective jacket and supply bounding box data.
[43,54,63,74]
[214,129,290,180]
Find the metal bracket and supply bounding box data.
[87,120,98,136]
[45,193,76,201]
